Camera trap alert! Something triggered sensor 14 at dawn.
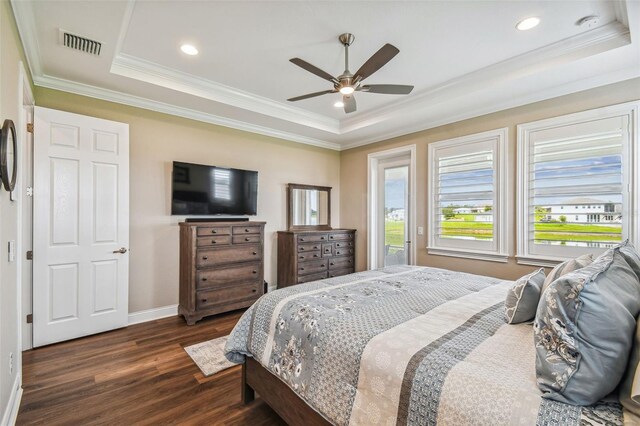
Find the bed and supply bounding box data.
[225,265,623,425]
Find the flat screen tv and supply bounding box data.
[171,161,258,216]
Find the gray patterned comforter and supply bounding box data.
[225,265,623,425]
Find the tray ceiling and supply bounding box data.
[11,0,640,150]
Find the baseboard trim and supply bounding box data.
[1,373,22,426]
[128,304,178,325]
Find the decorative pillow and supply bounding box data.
[534,247,640,405]
[619,240,640,282]
[540,253,594,296]
[620,316,640,417]
[505,268,545,324]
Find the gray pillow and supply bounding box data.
[619,240,640,282]
[505,268,545,324]
[534,247,640,405]
[540,253,594,296]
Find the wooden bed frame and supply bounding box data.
[242,357,331,425]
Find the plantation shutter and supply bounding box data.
[430,136,502,254]
[525,115,629,259]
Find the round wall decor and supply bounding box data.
[0,119,17,192]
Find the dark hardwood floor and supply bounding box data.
[17,310,285,425]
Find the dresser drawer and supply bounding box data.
[297,242,322,252]
[232,234,261,244]
[335,247,354,257]
[232,225,262,235]
[298,251,321,262]
[196,282,260,310]
[298,259,328,276]
[328,268,354,278]
[334,240,354,249]
[297,271,328,284]
[328,256,354,270]
[197,245,261,267]
[197,262,262,289]
[297,234,328,243]
[197,226,231,237]
[196,235,231,247]
[328,232,353,241]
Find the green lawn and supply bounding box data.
[384,214,622,246]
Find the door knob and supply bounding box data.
[112,247,128,254]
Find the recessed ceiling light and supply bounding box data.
[516,17,540,31]
[334,101,344,108]
[180,44,199,56]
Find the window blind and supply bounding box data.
[528,129,624,249]
[435,149,495,242]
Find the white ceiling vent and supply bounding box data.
[59,29,102,56]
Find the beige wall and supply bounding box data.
[340,78,640,281]
[34,88,341,312]
[0,0,32,419]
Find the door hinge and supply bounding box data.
[26,186,33,197]
[26,314,33,324]
[26,250,33,260]
[26,123,34,133]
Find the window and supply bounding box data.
[428,128,508,262]
[517,102,639,266]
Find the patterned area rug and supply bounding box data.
[184,335,239,376]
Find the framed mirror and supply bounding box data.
[287,183,331,230]
[0,119,17,193]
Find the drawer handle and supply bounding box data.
[252,251,257,256]
[202,278,207,281]
[300,238,305,242]
[313,254,319,258]
[201,298,207,303]
[245,237,250,242]
[301,267,305,271]
[300,247,305,251]
[321,236,325,240]
[212,240,217,244]
[252,289,257,293]
[252,270,257,274]
[330,236,334,239]
[349,260,352,263]
[321,264,326,268]
[211,230,217,234]
[330,262,334,266]
[202,256,208,260]
[245,228,250,233]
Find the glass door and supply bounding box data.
[378,160,410,266]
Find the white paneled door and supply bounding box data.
[33,107,129,347]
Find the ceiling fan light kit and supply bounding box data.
[287,33,414,114]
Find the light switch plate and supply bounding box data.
[8,240,16,262]
[418,226,424,235]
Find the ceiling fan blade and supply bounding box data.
[290,58,338,83]
[359,84,414,95]
[344,95,356,114]
[287,90,336,102]
[353,44,400,81]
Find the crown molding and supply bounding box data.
[10,0,42,76]
[33,74,341,151]
[111,53,341,134]
[340,20,632,134]
[339,65,640,150]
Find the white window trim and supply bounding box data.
[367,145,417,269]
[516,101,640,267]
[427,128,509,263]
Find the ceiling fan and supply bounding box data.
[287,33,414,114]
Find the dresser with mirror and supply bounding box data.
[277,183,356,288]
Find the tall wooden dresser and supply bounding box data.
[277,229,356,288]
[179,221,265,325]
